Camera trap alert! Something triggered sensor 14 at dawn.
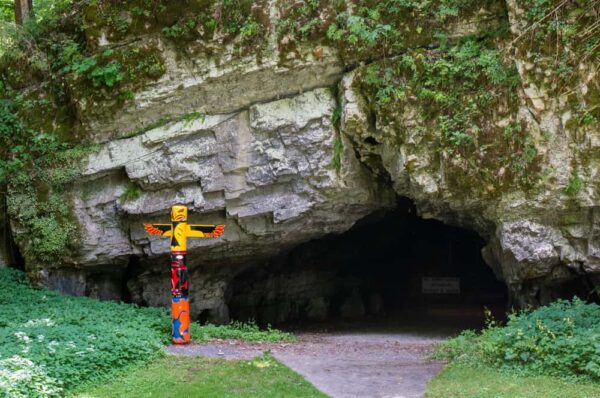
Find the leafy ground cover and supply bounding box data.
[432,299,600,382]
[0,268,169,397]
[425,362,600,398]
[76,354,325,398]
[0,268,295,397]
[191,320,295,343]
[428,298,600,397]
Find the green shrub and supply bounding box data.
[433,299,600,382]
[190,320,295,343]
[0,268,170,395]
[120,183,143,202]
[0,0,12,23]
[564,174,582,196]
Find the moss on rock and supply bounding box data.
[353,37,539,198]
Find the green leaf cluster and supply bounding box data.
[432,298,600,382]
[0,0,12,23]
[564,174,582,196]
[190,320,296,343]
[5,144,97,264]
[120,183,142,202]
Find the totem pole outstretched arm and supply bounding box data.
[144,224,173,237]
[187,224,225,238]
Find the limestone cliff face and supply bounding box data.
[68,87,394,320]
[3,0,599,322]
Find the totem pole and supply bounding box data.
[144,205,225,344]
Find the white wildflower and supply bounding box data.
[14,331,31,343]
[48,340,59,354]
[23,318,56,327]
[0,356,62,397]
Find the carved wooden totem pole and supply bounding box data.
[144,205,225,344]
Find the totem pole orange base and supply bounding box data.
[144,205,225,344]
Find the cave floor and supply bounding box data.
[168,306,493,397]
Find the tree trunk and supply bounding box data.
[14,0,32,25]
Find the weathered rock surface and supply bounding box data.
[5,0,599,322]
[61,88,394,321]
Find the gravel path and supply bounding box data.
[272,333,447,398]
[167,331,448,398]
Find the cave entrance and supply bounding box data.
[1,196,24,270]
[227,198,507,331]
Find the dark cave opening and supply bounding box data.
[227,197,507,330]
[1,198,24,271]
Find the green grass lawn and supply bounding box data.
[75,354,326,398]
[425,363,600,398]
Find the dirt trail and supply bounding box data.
[168,330,448,398]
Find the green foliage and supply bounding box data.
[0,100,56,183]
[356,38,536,195]
[1,121,97,264]
[32,0,74,26]
[277,0,335,55]
[0,268,169,395]
[516,0,599,85]
[564,173,582,196]
[330,138,343,173]
[190,320,296,343]
[64,45,165,99]
[278,0,498,62]
[0,3,165,265]
[331,105,342,129]
[88,61,124,88]
[120,183,143,202]
[0,0,12,23]
[432,299,600,382]
[182,111,205,128]
[85,0,268,52]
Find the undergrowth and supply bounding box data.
[191,320,295,343]
[0,268,169,397]
[432,298,600,382]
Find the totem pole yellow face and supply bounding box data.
[171,205,188,222]
[144,205,225,252]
